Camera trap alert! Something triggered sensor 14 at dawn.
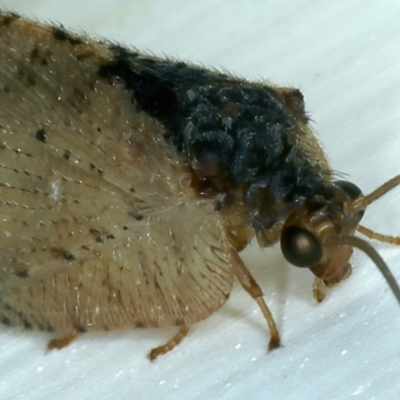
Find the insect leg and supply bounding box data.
[147,326,190,361]
[47,329,77,351]
[312,277,327,302]
[231,252,281,350]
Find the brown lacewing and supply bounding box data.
[0,11,399,361]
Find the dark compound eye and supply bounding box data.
[334,180,363,201]
[334,180,365,219]
[280,226,323,267]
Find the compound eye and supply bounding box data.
[334,180,363,201]
[280,226,323,267]
[334,180,365,218]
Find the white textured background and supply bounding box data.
[0,1,400,399]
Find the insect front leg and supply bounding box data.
[230,252,280,351]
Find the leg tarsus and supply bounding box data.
[47,329,77,351]
[231,251,281,352]
[148,326,190,361]
[268,336,281,352]
[312,277,327,302]
[255,296,281,351]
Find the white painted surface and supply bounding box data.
[0,1,399,399]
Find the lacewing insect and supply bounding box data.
[0,12,399,361]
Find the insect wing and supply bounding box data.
[0,15,233,334]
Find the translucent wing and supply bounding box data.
[0,16,233,334]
